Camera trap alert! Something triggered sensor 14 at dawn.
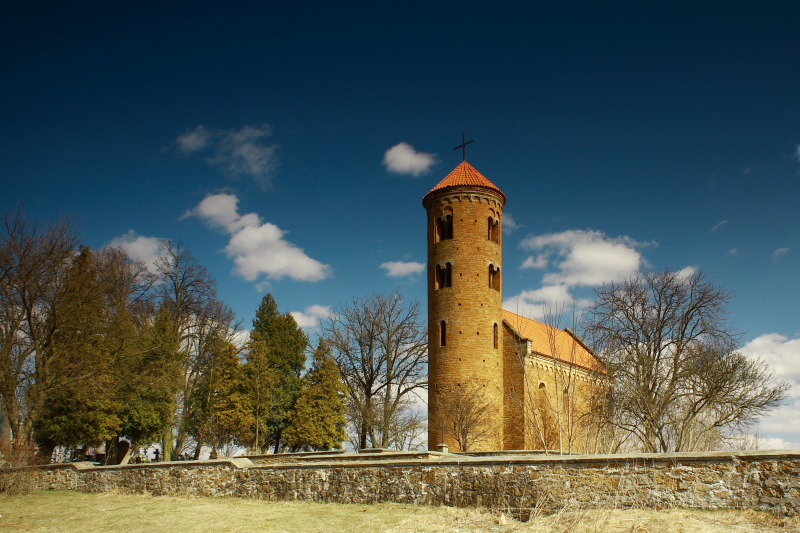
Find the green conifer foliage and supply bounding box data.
[117,306,182,454]
[283,341,347,451]
[244,294,307,453]
[187,337,251,458]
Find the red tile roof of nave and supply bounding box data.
[502,309,606,373]
[423,161,507,205]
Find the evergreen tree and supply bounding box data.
[32,247,121,461]
[284,341,347,451]
[244,294,307,453]
[186,336,251,458]
[117,306,182,458]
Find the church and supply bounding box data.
[424,158,605,453]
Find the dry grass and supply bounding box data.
[0,491,798,532]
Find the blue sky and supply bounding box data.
[2,2,799,448]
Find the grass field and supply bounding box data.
[0,491,798,532]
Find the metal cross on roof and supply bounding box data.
[454,133,474,162]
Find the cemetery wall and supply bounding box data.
[30,449,800,516]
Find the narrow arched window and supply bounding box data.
[493,323,498,349]
[440,320,447,347]
[489,265,501,291]
[435,212,454,242]
[435,217,446,242]
[443,214,453,239]
[435,263,453,289]
[489,265,500,291]
[488,217,499,242]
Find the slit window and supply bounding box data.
[493,323,498,349]
[440,320,447,346]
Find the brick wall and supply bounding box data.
[426,188,506,451]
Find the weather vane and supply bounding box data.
[454,133,474,162]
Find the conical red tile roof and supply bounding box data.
[423,161,506,205]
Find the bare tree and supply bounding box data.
[440,382,494,452]
[0,210,80,450]
[322,293,427,450]
[385,399,427,451]
[153,240,240,459]
[504,308,605,454]
[585,269,789,453]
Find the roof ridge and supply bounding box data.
[501,309,605,373]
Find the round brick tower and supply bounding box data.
[423,161,507,451]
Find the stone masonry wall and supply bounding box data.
[29,450,800,516]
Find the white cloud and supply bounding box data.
[521,254,549,269]
[711,219,729,232]
[507,229,650,321]
[106,230,165,272]
[521,229,646,288]
[176,125,212,155]
[232,329,251,350]
[380,261,425,278]
[795,144,800,162]
[212,124,277,187]
[742,334,800,391]
[502,213,522,234]
[774,247,790,259]
[290,305,332,329]
[742,333,800,449]
[186,193,331,282]
[383,142,437,176]
[758,437,800,450]
[175,123,279,188]
[183,193,260,233]
[729,248,739,255]
[676,265,698,279]
[503,285,577,321]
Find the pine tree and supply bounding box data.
[283,341,347,451]
[244,294,307,453]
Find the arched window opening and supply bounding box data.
[440,320,447,347]
[488,265,501,291]
[488,217,500,243]
[493,323,498,349]
[435,263,453,289]
[435,212,454,242]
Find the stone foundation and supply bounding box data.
[30,449,800,516]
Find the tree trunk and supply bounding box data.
[193,440,203,460]
[0,405,12,447]
[162,424,173,461]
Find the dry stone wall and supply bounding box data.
[31,450,800,516]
